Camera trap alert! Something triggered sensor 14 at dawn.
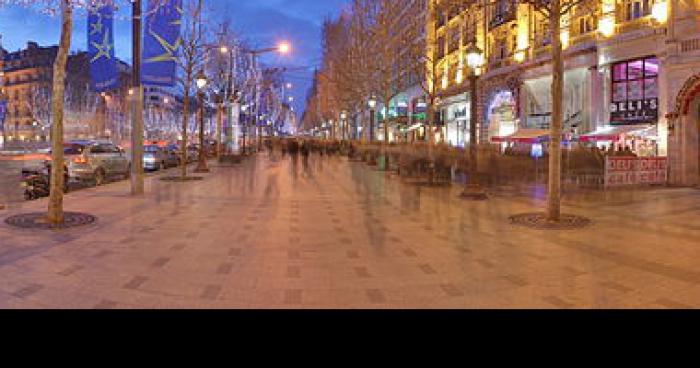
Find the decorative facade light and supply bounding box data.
[598,0,616,38]
[651,1,668,23]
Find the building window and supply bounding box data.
[488,0,516,30]
[610,56,659,124]
[578,15,597,36]
[623,0,652,21]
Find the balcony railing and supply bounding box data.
[616,16,653,34]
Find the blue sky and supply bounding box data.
[0,0,348,116]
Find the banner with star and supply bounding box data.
[88,4,118,92]
[142,0,183,87]
[0,100,7,132]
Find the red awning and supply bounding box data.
[491,129,550,144]
[579,125,654,142]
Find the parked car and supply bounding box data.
[144,145,179,171]
[187,145,199,163]
[46,141,131,186]
[166,144,196,164]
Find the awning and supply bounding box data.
[490,129,551,144]
[579,125,655,142]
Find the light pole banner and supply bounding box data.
[88,4,119,92]
[0,100,7,131]
[142,0,182,86]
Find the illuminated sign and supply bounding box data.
[610,98,658,124]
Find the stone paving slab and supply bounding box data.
[1,154,700,308]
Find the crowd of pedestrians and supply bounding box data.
[264,138,355,162]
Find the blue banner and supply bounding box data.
[88,4,118,92]
[142,0,182,86]
[0,100,7,132]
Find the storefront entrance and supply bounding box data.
[486,91,517,141]
[672,74,700,186]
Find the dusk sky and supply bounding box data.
[0,0,349,116]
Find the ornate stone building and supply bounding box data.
[428,0,700,185]
[1,41,57,144]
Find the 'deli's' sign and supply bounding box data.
[610,98,658,125]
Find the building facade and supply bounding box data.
[0,43,7,147]
[428,0,700,185]
[1,41,57,146]
[382,0,428,143]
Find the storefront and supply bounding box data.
[610,56,659,127]
[520,68,589,133]
[406,98,427,142]
[439,93,469,147]
[579,56,661,157]
[486,90,518,141]
[579,125,659,156]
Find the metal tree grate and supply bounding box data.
[5,212,97,230]
[509,213,591,230]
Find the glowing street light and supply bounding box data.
[196,70,208,90]
[278,42,291,54]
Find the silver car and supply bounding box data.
[50,141,131,186]
[144,145,179,171]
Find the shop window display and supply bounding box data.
[610,57,659,125]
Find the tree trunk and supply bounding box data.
[216,102,223,158]
[47,0,72,226]
[469,73,478,184]
[383,102,390,170]
[131,0,145,195]
[547,0,563,222]
[181,82,190,179]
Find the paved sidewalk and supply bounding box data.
[1,153,700,308]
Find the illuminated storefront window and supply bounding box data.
[611,56,659,125]
[487,90,518,139]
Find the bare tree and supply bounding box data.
[523,0,596,222]
[174,0,207,179]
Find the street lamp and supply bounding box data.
[461,43,487,200]
[245,42,292,150]
[368,95,377,143]
[278,42,291,54]
[194,70,210,173]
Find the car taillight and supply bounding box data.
[73,156,88,164]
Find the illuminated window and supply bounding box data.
[610,57,659,124]
[623,0,652,21]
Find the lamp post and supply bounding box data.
[368,95,377,143]
[247,42,291,151]
[219,44,239,156]
[461,43,487,200]
[194,70,210,173]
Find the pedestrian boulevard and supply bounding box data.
[1,153,700,308]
